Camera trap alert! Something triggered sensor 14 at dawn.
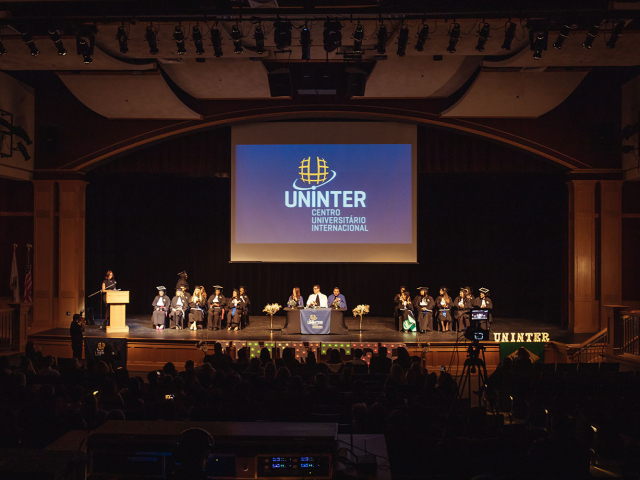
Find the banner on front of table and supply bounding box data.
[85,337,127,368]
[499,342,545,364]
[300,308,331,334]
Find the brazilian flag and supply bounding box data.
[499,342,545,364]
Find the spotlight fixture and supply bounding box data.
[553,24,571,49]
[0,38,6,55]
[49,30,67,56]
[606,20,625,48]
[145,25,158,54]
[75,26,96,64]
[415,24,429,51]
[210,27,223,57]
[530,29,548,60]
[232,25,243,54]
[273,21,292,51]
[300,24,311,60]
[353,24,364,54]
[446,23,460,53]
[376,23,387,55]
[475,22,490,52]
[114,26,128,54]
[173,24,186,55]
[323,20,342,53]
[501,22,516,50]
[22,33,39,57]
[396,26,409,56]
[583,23,600,48]
[254,24,265,54]
[192,25,204,55]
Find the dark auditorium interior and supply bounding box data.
[2,1,640,479]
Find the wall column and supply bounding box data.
[57,180,87,327]
[568,180,598,333]
[32,180,55,333]
[599,180,623,327]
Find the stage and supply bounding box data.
[29,315,592,372]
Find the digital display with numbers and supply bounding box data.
[257,455,331,478]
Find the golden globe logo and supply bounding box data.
[299,157,329,185]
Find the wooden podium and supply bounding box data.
[106,290,130,334]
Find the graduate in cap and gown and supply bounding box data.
[473,287,493,329]
[227,289,246,331]
[170,288,187,329]
[239,286,250,327]
[176,271,189,291]
[454,287,473,332]
[152,286,171,330]
[413,287,435,333]
[399,290,416,332]
[393,286,409,330]
[188,286,207,330]
[207,285,226,330]
[435,287,453,332]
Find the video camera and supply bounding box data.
[464,309,490,342]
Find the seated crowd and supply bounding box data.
[0,341,638,479]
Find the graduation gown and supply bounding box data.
[435,296,453,326]
[472,297,493,327]
[413,294,435,332]
[207,294,226,330]
[169,295,187,328]
[226,297,246,328]
[151,295,171,326]
[454,296,472,331]
[393,293,410,329]
[398,298,414,331]
[188,297,207,326]
[240,294,250,326]
[176,277,189,291]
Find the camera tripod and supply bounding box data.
[457,340,489,406]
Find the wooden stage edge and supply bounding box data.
[28,315,592,372]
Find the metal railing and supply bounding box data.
[0,307,14,350]
[569,328,608,364]
[621,312,640,356]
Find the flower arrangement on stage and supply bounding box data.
[352,304,370,317]
[287,298,298,308]
[331,297,342,309]
[263,303,282,316]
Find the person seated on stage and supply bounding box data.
[239,286,250,327]
[398,290,416,332]
[327,287,347,309]
[393,286,409,330]
[170,289,187,330]
[369,346,392,374]
[413,287,435,333]
[152,286,171,330]
[306,284,328,308]
[454,287,472,332]
[435,287,453,332]
[188,286,207,331]
[287,287,304,308]
[226,289,245,331]
[207,285,226,331]
[473,287,493,329]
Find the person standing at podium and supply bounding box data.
[101,270,116,328]
[152,286,171,330]
[306,285,328,308]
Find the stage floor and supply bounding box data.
[33,315,591,345]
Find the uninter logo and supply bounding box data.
[285,157,366,208]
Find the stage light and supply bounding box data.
[353,24,364,54]
[323,20,342,53]
[210,27,223,57]
[583,23,600,49]
[190,25,204,55]
[475,22,490,52]
[232,25,243,54]
[145,25,158,54]
[553,24,571,49]
[501,22,516,50]
[530,29,548,60]
[22,33,39,56]
[300,24,311,60]
[415,24,429,51]
[173,24,186,55]
[116,25,128,54]
[376,23,387,55]
[606,21,625,48]
[76,27,96,64]
[0,38,6,55]
[254,24,265,54]
[396,26,408,56]
[446,23,460,53]
[274,21,292,51]
[49,30,67,56]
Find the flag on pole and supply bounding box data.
[24,244,33,303]
[10,244,20,303]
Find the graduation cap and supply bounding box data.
[417,287,428,291]
[460,287,469,293]
[239,285,247,290]
[479,287,490,295]
[177,270,187,277]
[156,286,166,291]
[213,285,223,290]
[440,286,448,292]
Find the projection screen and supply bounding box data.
[231,121,417,263]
